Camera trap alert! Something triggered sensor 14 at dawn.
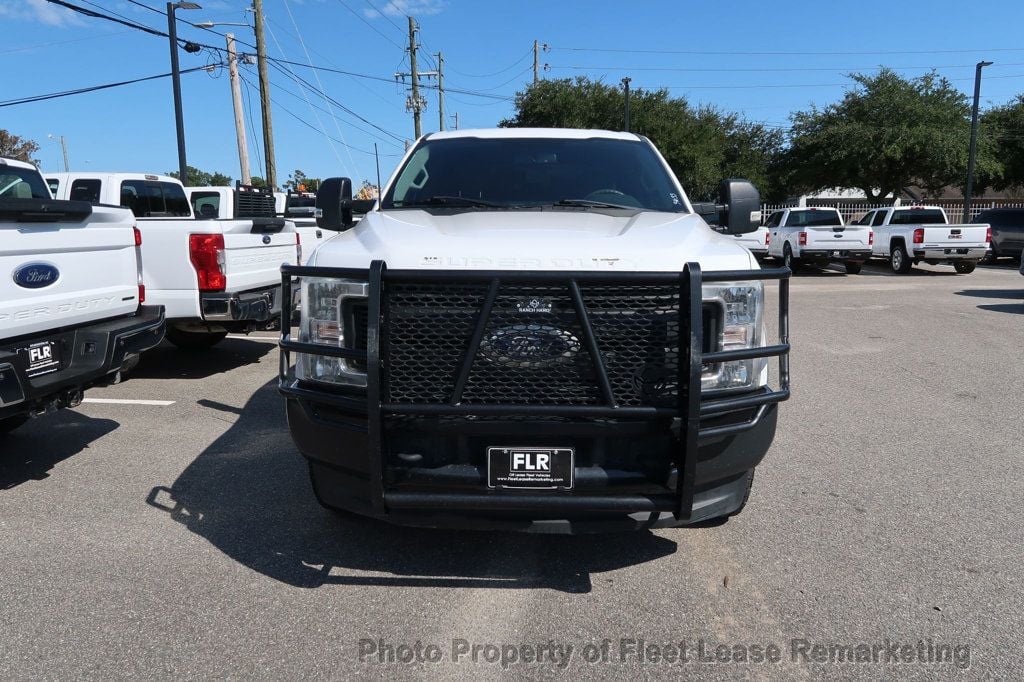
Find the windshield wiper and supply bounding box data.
[551,198,640,210]
[400,195,509,208]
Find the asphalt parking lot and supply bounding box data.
[1,260,1021,678]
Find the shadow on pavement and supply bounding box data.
[147,379,677,593]
[954,289,1024,300]
[976,303,1024,315]
[132,337,277,381]
[0,410,119,490]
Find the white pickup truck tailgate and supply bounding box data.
[920,223,988,247]
[805,225,872,249]
[1,205,139,339]
[222,227,298,292]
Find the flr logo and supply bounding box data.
[511,451,550,471]
[29,346,52,363]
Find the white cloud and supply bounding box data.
[363,0,447,20]
[0,0,84,26]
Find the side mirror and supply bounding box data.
[316,177,354,231]
[719,179,761,234]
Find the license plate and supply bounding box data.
[487,447,574,490]
[22,340,61,377]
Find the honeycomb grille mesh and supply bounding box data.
[370,280,689,407]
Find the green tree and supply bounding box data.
[167,166,233,187]
[249,176,267,188]
[0,129,40,164]
[500,77,785,200]
[979,95,1024,192]
[284,169,321,192]
[784,69,997,202]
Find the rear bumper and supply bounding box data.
[913,246,986,260]
[285,390,777,532]
[201,285,282,322]
[799,249,871,261]
[0,306,165,420]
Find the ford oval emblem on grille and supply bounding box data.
[13,262,59,289]
[262,234,272,244]
[480,324,580,368]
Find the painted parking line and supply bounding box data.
[81,398,176,406]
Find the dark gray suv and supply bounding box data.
[974,208,1024,261]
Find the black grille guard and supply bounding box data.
[278,261,791,521]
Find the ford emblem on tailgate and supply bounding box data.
[13,262,59,289]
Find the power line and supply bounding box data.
[363,0,404,34]
[550,45,1024,57]
[333,0,404,49]
[447,49,533,78]
[548,62,1024,74]
[240,75,265,173]
[0,66,212,107]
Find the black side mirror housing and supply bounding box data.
[718,179,761,234]
[316,177,354,231]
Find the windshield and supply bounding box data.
[0,166,50,199]
[785,210,842,227]
[382,136,687,213]
[890,209,946,225]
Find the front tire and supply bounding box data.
[0,414,29,435]
[845,261,863,275]
[165,327,228,349]
[954,261,977,274]
[890,243,912,274]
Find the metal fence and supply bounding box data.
[761,199,1024,224]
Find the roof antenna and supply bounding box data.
[374,143,382,206]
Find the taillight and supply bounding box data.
[138,284,146,303]
[133,226,142,247]
[296,232,302,264]
[798,232,807,246]
[765,231,770,245]
[985,227,991,244]
[868,231,874,246]
[913,228,924,244]
[189,233,226,292]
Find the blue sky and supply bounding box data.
[3,0,1024,186]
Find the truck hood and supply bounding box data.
[309,209,757,272]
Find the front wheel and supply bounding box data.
[845,262,863,275]
[953,261,977,274]
[890,244,912,274]
[165,327,228,350]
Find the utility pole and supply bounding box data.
[409,16,421,139]
[964,60,993,222]
[533,39,539,84]
[437,51,445,132]
[395,18,433,140]
[49,134,69,171]
[252,0,276,189]
[622,77,632,132]
[225,34,251,184]
[167,2,200,185]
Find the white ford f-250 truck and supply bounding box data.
[860,205,989,274]
[1,158,165,434]
[47,172,299,348]
[278,128,792,532]
[765,207,873,274]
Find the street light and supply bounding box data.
[964,60,993,222]
[167,1,201,186]
[47,133,69,171]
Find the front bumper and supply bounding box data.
[913,246,986,261]
[0,306,165,420]
[278,262,791,532]
[799,249,871,261]
[201,285,282,322]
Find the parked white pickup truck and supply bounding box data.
[278,128,792,532]
[1,158,164,433]
[861,205,989,274]
[765,207,872,274]
[47,173,299,348]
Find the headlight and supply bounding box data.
[701,281,766,392]
[295,277,368,387]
